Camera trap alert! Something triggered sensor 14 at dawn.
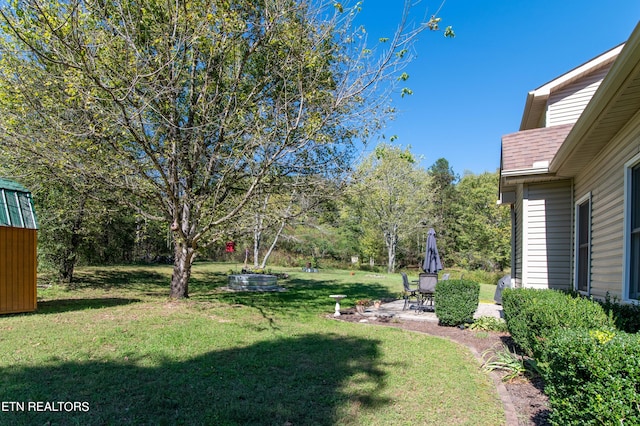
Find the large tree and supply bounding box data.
[454,171,510,271]
[0,0,450,297]
[350,144,432,273]
[426,158,458,266]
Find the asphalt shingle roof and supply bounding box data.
[501,123,574,172]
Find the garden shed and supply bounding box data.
[0,178,38,314]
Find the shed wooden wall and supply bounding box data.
[0,226,37,314]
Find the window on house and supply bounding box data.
[630,164,640,300]
[575,196,590,293]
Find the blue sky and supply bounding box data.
[354,1,639,176]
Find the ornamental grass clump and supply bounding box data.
[481,344,528,382]
[470,316,508,333]
[435,279,480,327]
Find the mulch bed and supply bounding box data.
[332,310,550,426]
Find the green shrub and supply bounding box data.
[357,264,383,273]
[440,268,505,285]
[462,270,503,286]
[599,293,640,333]
[543,328,640,425]
[470,316,508,333]
[435,279,480,326]
[501,288,613,358]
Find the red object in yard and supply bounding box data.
[226,241,235,253]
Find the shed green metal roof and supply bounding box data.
[0,178,38,229]
[0,178,29,193]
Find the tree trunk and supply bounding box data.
[387,244,396,274]
[170,240,195,299]
[60,195,87,285]
[253,226,261,269]
[259,220,286,269]
[384,225,398,273]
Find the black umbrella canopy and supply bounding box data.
[422,228,443,274]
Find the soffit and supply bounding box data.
[551,23,640,177]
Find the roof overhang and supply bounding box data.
[550,23,640,177]
[501,169,567,187]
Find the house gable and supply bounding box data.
[520,44,623,131]
[500,46,623,196]
[547,66,611,127]
[551,27,640,178]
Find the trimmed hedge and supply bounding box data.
[501,288,613,358]
[599,293,640,333]
[435,279,479,326]
[543,329,640,425]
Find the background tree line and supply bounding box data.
[1,142,510,281]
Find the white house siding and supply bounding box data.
[573,113,640,300]
[513,184,524,288]
[547,67,610,127]
[521,181,573,289]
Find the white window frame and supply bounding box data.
[623,152,640,302]
[574,192,591,295]
[0,189,9,225]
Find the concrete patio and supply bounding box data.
[353,299,504,322]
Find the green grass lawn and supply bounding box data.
[0,263,504,425]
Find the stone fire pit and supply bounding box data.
[227,274,280,291]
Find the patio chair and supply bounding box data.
[401,272,419,311]
[418,273,438,311]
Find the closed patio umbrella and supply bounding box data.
[422,228,443,274]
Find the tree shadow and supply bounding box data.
[34,298,142,315]
[0,333,389,425]
[194,275,399,323]
[47,266,401,314]
[70,269,170,291]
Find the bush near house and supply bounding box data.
[435,279,480,326]
[599,293,640,333]
[502,288,640,425]
[542,328,640,425]
[501,288,613,358]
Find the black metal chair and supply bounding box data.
[418,273,438,311]
[401,272,419,310]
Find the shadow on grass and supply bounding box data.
[36,265,399,323]
[0,333,389,425]
[69,267,229,296]
[70,268,170,291]
[195,276,399,323]
[35,298,142,315]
